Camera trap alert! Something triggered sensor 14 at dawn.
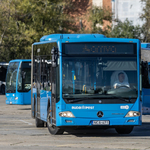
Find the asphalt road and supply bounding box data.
[0,95,150,150]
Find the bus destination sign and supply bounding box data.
[63,43,136,55]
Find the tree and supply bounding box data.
[109,19,142,39]
[140,0,150,42]
[0,0,23,61]
[87,5,112,35]
[0,0,74,62]
[86,5,142,39]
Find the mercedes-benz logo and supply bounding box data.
[97,111,103,118]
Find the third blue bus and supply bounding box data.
[6,59,31,105]
[141,43,150,114]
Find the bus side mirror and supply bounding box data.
[51,47,58,67]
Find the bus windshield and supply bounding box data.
[62,56,137,103]
[6,62,19,93]
[17,62,31,92]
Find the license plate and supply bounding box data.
[92,120,109,125]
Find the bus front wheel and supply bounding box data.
[115,126,134,134]
[47,110,64,135]
[35,117,44,127]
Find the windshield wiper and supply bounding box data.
[6,90,15,93]
[66,97,106,103]
[64,95,135,103]
[67,98,85,103]
[111,96,132,103]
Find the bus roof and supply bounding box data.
[141,43,150,48]
[9,59,31,63]
[39,34,106,42]
[32,34,140,46]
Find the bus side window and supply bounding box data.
[40,58,49,91]
[33,57,37,88]
[42,59,51,91]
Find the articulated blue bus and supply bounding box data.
[6,59,31,105]
[31,34,141,135]
[141,43,150,114]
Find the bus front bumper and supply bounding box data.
[57,117,141,127]
[6,96,19,105]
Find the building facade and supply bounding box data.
[112,0,144,26]
[68,0,144,32]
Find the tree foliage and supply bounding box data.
[0,0,74,62]
[140,0,150,42]
[109,19,142,39]
[87,5,144,40]
[87,6,112,35]
[1,0,149,62]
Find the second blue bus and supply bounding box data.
[6,59,31,105]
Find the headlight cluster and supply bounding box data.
[125,111,140,117]
[59,111,75,118]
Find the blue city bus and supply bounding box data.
[141,43,150,114]
[6,59,31,105]
[31,34,141,135]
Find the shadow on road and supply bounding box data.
[64,122,150,137]
[18,108,31,110]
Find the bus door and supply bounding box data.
[50,66,56,125]
[36,56,41,118]
[21,61,31,104]
[40,56,48,120]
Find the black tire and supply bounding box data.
[115,126,134,134]
[33,99,36,118]
[35,117,44,127]
[34,101,44,127]
[1,85,5,95]
[47,109,64,135]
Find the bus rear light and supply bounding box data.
[125,111,140,117]
[59,111,75,118]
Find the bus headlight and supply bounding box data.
[15,97,18,100]
[59,111,75,118]
[125,111,140,117]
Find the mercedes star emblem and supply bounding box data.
[97,111,103,118]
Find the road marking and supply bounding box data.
[57,144,76,147]
[10,142,23,146]
[19,120,32,125]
